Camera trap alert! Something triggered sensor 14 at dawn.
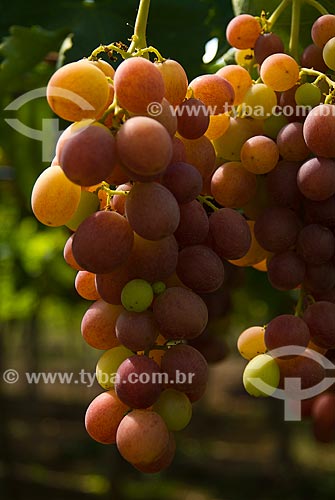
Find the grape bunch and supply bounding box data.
[30,0,335,470]
[225,10,335,443]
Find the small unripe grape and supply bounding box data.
[121,279,154,312]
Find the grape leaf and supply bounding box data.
[0,25,70,89]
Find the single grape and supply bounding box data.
[260,53,300,92]
[295,83,321,107]
[96,345,133,390]
[312,14,335,48]
[297,157,335,201]
[264,315,310,353]
[75,270,100,301]
[116,310,159,352]
[237,326,267,360]
[267,251,306,291]
[323,36,335,70]
[153,388,192,431]
[303,301,335,349]
[216,65,252,105]
[121,279,154,312]
[254,32,285,65]
[81,300,123,350]
[31,165,81,227]
[226,14,261,49]
[240,135,279,174]
[243,354,280,397]
[154,59,188,106]
[303,104,335,158]
[211,162,257,208]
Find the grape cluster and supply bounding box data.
[30,3,335,468]
[227,12,335,443]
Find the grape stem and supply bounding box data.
[267,0,292,29]
[127,0,151,54]
[294,287,306,317]
[197,195,219,212]
[304,0,329,15]
[300,67,335,103]
[98,182,129,197]
[289,0,302,61]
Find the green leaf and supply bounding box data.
[0,25,70,89]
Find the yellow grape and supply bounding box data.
[260,54,300,92]
[47,59,109,122]
[205,113,230,141]
[31,165,81,227]
[242,83,277,119]
[213,117,263,162]
[237,325,267,360]
[216,65,252,105]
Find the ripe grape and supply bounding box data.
[303,301,335,349]
[180,135,216,181]
[311,14,335,48]
[59,122,116,186]
[260,54,300,92]
[266,160,302,210]
[303,104,335,158]
[95,262,133,305]
[47,59,109,122]
[161,161,203,204]
[276,122,310,162]
[243,354,280,397]
[81,300,123,350]
[226,14,261,49]
[304,195,335,228]
[176,98,210,139]
[276,354,325,393]
[72,211,134,274]
[133,432,176,474]
[63,234,83,271]
[174,200,209,248]
[31,165,81,227]
[85,390,129,444]
[116,409,169,466]
[116,310,159,352]
[211,162,257,208]
[176,245,225,293]
[254,207,301,253]
[237,326,266,360]
[121,279,154,312]
[240,135,279,174]
[304,262,335,293]
[116,116,172,177]
[254,32,285,65]
[161,344,208,396]
[153,287,208,340]
[127,233,178,282]
[125,182,180,240]
[75,270,100,301]
[296,224,335,264]
[209,208,251,260]
[264,314,310,353]
[267,250,306,291]
[115,355,162,409]
[312,393,335,442]
[297,157,335,201]
[113,57,165,114]
[300,44,329,73]
[153,389,192,431]
[188,74,235,114]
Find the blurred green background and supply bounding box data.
[1,0,335,499]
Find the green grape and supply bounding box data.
[96,345,133,390]
[152,281,166,295]
[65,190,100,231]
[242,354,280,397]
[121,279,154,312]
[295,83,321,107]
[263,114,288,139]
[153,389,192,431]
[323,36,335,71]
